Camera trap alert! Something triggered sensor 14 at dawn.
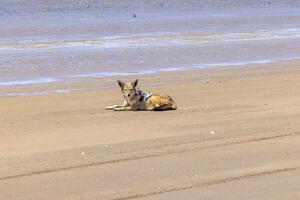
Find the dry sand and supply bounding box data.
[0,60,300,199]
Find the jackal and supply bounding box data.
[105,79,177,111]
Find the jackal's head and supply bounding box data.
[117,79,138,98]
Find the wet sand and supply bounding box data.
[1,60,300,199]
[1,2,300,87]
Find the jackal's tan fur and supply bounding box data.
[105,79,177,111]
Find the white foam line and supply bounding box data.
[0,78,58,86]
[68,70,158,78]
[1,87,98,97]
[1,28,300,50]
[3,89,72,97]
[66,57,300,79]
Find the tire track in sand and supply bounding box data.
[0,131,299,181]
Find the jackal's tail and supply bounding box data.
[170,98,177,110]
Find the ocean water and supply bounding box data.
[0,1,300,95]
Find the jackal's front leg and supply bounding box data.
[105,100,128,110]
[113,106,132,111]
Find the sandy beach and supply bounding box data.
[1,59,300,199]
[1,0,300,199]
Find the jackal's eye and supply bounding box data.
[130,89,133,92]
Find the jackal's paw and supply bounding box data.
[105,106,114,110]
[113,107,123,111]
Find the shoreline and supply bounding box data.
[1,5,300,88]
[1,57,300,97]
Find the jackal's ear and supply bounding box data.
[117,80,125,88]
[132,79,138,87]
